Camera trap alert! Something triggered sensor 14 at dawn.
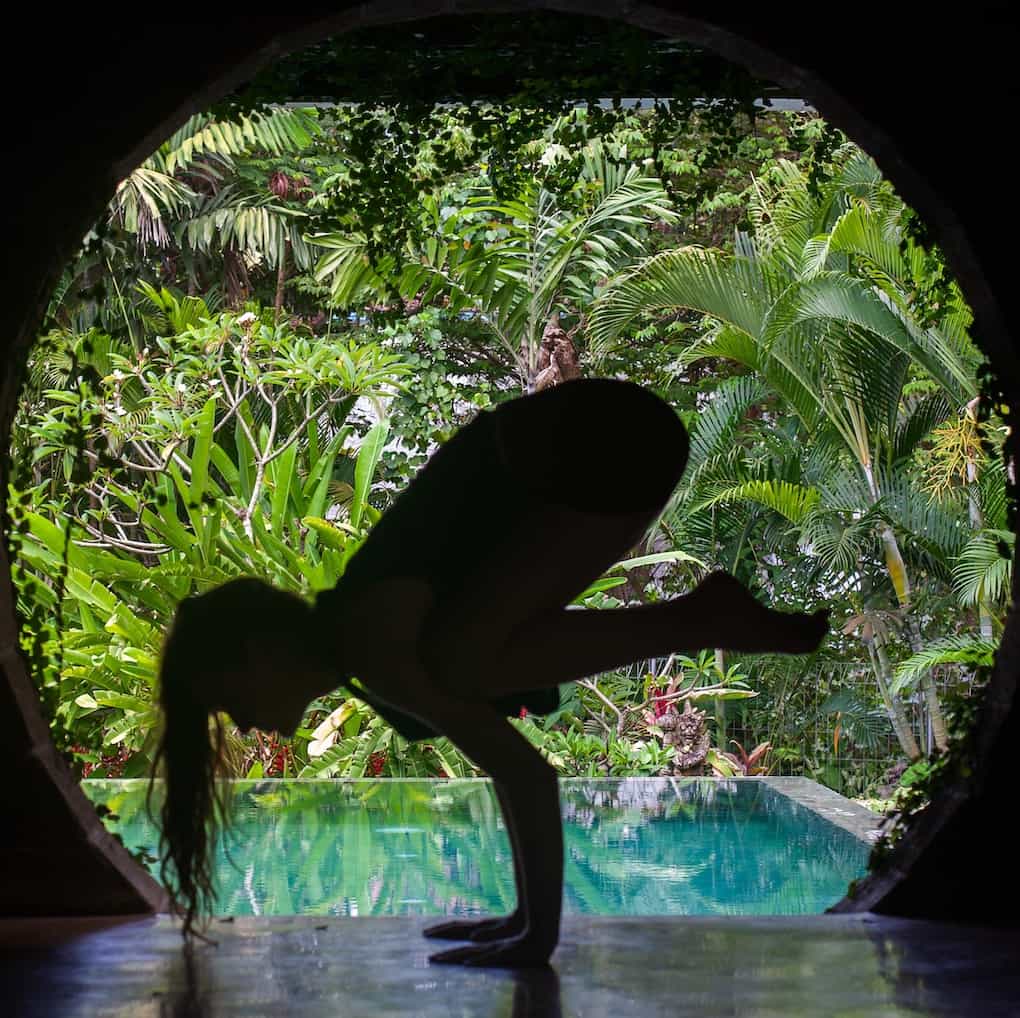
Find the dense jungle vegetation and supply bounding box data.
[8,85,1006,805]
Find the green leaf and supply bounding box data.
[93,691,150,713]
[570,576,628,604]
[302,517,354,553]
[891,636,998,693]
[269,440,298,539]
[682,687,758,703]
[610,549,706,571]
[303,428,349,519]
[350,420,388,531]
[706,747,739,777]
[189,397,217,505]
[699,480,821,524]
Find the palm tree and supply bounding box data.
[112,106,319,261]
[589,149,982,755]
[54,106,321,329]
[312,141,675,392]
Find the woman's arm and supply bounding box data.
[339,577,435,707]
[343,577,563,967]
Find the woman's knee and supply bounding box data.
[498,379,689,512]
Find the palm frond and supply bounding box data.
[159,107,319,176]
[799,506,876,577]
[894,393,953,463]
[761,271,973,401]
[891,635,998,694]
[823,203,907,287]
[817,690,892,751]
[182,187,306,269]
[687,375,768,468]
[953,529,1014,607]
[879,473,968,565]
[109,169,194,247]
[588,248,780,359]
[979,459,1010,530]
[698,479,820,524]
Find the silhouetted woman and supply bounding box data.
[153,378,827,967]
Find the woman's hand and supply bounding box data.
[424,913,526,942]
[428,931,556,968]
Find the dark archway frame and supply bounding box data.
[2,2,1016,920]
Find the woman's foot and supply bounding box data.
[693,572,829,654]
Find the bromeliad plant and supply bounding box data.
[707,740,774,777]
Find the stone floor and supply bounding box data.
[2,913,1019,1016]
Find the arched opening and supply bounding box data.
[3,1,1017,939]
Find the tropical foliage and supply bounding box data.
[9,96,1004,801]
[588,148,1004,765]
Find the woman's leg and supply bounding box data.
[444,571,829,699]
[410,692,562,967]
[421,379,692,682]
[407,381,822,961]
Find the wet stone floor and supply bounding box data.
[2,913,1019,1017]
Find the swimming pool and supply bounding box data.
[83,778,872,917]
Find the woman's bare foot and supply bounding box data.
[693,572,828,654]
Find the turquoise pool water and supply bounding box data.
[83,778,869,917]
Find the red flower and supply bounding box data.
[519,706,529,719]
[649,685,670,718]
[269,171,290,198]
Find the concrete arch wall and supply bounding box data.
[2,3,1016,917]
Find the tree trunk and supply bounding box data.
[866,634,921,761]
[901,611,949,753]
[529,312,581,392]
[223,248,252,308]
[274,240,290,312]
[876,514,950,754]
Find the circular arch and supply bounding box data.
[2,3,1016,919]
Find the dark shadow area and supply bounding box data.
[864,918,1020,1017]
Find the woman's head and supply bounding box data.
[150,578,323,936]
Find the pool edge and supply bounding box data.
[758,776,885,844]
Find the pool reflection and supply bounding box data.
[84,778,869,918]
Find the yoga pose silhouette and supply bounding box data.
[153,378,828,967]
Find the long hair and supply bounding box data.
[148,578,312,939]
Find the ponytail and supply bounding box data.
[148,603,229,939]
[147,578,314,936]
